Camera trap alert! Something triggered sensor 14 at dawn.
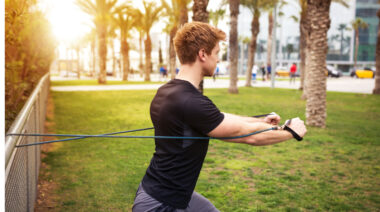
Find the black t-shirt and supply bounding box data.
[141,79,224,209]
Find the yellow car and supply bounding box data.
[275,67,289,77]
[351,67,375,78]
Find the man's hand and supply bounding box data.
[264,114,281,125]
[286,117,307,138]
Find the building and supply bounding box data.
[229,0,379,74]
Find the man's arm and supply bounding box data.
[222,112,281,125]
[208,113,307,146]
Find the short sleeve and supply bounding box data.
[183,95,225,135]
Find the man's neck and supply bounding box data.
[175,63,203,89]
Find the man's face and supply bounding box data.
[203,43,220,77]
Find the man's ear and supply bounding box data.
[198,49,206,62]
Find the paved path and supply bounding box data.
[51,76,375,94]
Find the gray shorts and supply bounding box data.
[132,184,220,212]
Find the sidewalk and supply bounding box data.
[51,76,375,94]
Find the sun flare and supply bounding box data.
[42,0,92,44]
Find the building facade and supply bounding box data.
[232,0,379,74]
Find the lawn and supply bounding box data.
[40,87,380,211]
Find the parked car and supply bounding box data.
[275,66,289,77]
[350,67,375,78]
[326,65,342,78]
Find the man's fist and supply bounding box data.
[286,117,307,138]
[264,113,281,125]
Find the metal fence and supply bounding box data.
[5,73,50,212]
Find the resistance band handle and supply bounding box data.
[283,119,303,141]
[252,112,277,118]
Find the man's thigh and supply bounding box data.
[179,192,219,212]
[133,185,219,212]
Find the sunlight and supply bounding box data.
[40,0,92,44]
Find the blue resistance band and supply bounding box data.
[7,113,278,148]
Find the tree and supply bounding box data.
[304,0,331,128]
[298,0,348,93]
[77,0,118,84]
[240,0,260,87]
[337,23,348,56]
[373,9,380,94]
[5,0,56,131]
[83,29,98,77]
[209,9,226,27]
[139,0,163,81]
[192,0,210,93]
[264,1,284,77]
[228,0,240,94]
[192,0,209,22]
[162,0,191,79]
[113,5,135,81]
[352,18,369,69]
[132,11,145,77]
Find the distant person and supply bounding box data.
[176,67,180,75]
[252,64,258,83]
[260,64,266,81]
[213,66,219,81]
[159,66,168,81]
[267,64,272,80]
[290,63,297,84]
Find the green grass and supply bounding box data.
[42,87,380,211]
[51,80,164,86]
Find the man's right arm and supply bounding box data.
[208,113,307,146]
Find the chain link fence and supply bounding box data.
[5,73,50,212]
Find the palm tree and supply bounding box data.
[192,0,210,93]
[133,11,145,77]
[140,0,163,81]
[240,0,260,87]
[209,9,226,27]
[228,0,240,94]
[113,6,135,81]
[299,0,348,93]
[162,0,191,79]
[304,0,331,128]
[352,18,368,69]
[337,23,348,56]
[373,9,380,95]
[192,0,209,22]
[77,0,118,84]
[298,0,308,92]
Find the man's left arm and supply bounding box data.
[222,112,281,125]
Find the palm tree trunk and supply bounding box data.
[299,9,308,91]
[305,0,331,128]
[192,0,209,93]
[266,12,273,67]
[179,1,188,26]
[76,47,81,79]
[245,11,259,87]
[354,30,359,69]
[169,26,178,80]
[111,40,116,77]
[144,34,152,81]
[139,30,144,78]
[91,38,96,77]
[228,0,239,94]
[121,40,129,81]
[98,25,107,84]
[192,0,209,22]
[373,9,380,94]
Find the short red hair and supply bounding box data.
[173,22,226,64]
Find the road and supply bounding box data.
[51,75,375,94]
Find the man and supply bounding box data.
[290,63,297,84]
[133,22,307,212]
